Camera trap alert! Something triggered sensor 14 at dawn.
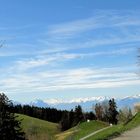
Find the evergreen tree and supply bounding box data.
[69,109,74,127]
[60,111,70,131]
[0,93,26,140]
[108,98,118,124]
[85,111,96,120]
[73,105,85,125]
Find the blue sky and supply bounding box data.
[0,0,140,103]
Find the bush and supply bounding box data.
[118,107,133,124]
[134,103,140,112]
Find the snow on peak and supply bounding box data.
[68,96,107,103]
[44,99,63,104]
[43,96,109,105]
[122,94,140,100]
[30,94,140,106]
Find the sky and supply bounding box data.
[0,0,140,103]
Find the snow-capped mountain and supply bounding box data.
[27,94,140,111]
[45,96,108,104]
[116,94,140,109]
[30,99,49,108]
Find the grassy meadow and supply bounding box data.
[17,114,60,140]
[17,112,140,140]
[55,120,108,140]
[86,112,140,140]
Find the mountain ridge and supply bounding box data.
[14,94,140,111]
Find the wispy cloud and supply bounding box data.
[0,66,139,94]
[1,10,140,99]
[7,47,134,72]
[36,10,140,57]
[47,10,140,37]
[1,10,140,57]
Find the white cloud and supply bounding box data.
[47,10,140,37]
[0,66,139,94]
[0,10,140,99]
[13,53,79,71]
[7,47,134,73]
[38,10,140,55]
[1,10,140,57]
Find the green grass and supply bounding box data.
[16,114,60,140]
[55,127,77,140]
[86,112,140,140]
[17,112,140,140]
[123,112,140,130]
[86,124,123,140]
[56,120,108,140]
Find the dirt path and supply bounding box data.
[79,126,111,140]
[112,126,140,140]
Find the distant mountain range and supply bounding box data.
[27,94,140,111]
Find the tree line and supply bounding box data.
[12,104,96,131]
[12,99,119,131]
[60,98,119,131]
[13,104,64,123]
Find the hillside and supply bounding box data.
[55,120,109,140]
[17,113,109,140]
[17,112,140,140]
[17,114,60,140]
[85,112,140,140]
[56,112,140,140]
[123,112,140,130]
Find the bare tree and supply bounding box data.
[118,107,133,124]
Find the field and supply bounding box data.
[17,114,60,140]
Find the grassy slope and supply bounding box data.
[123,112,140,130]
[86,112,140,140]
[56,120,108,140]
[17,114,60,140]
[17,112,140,140]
